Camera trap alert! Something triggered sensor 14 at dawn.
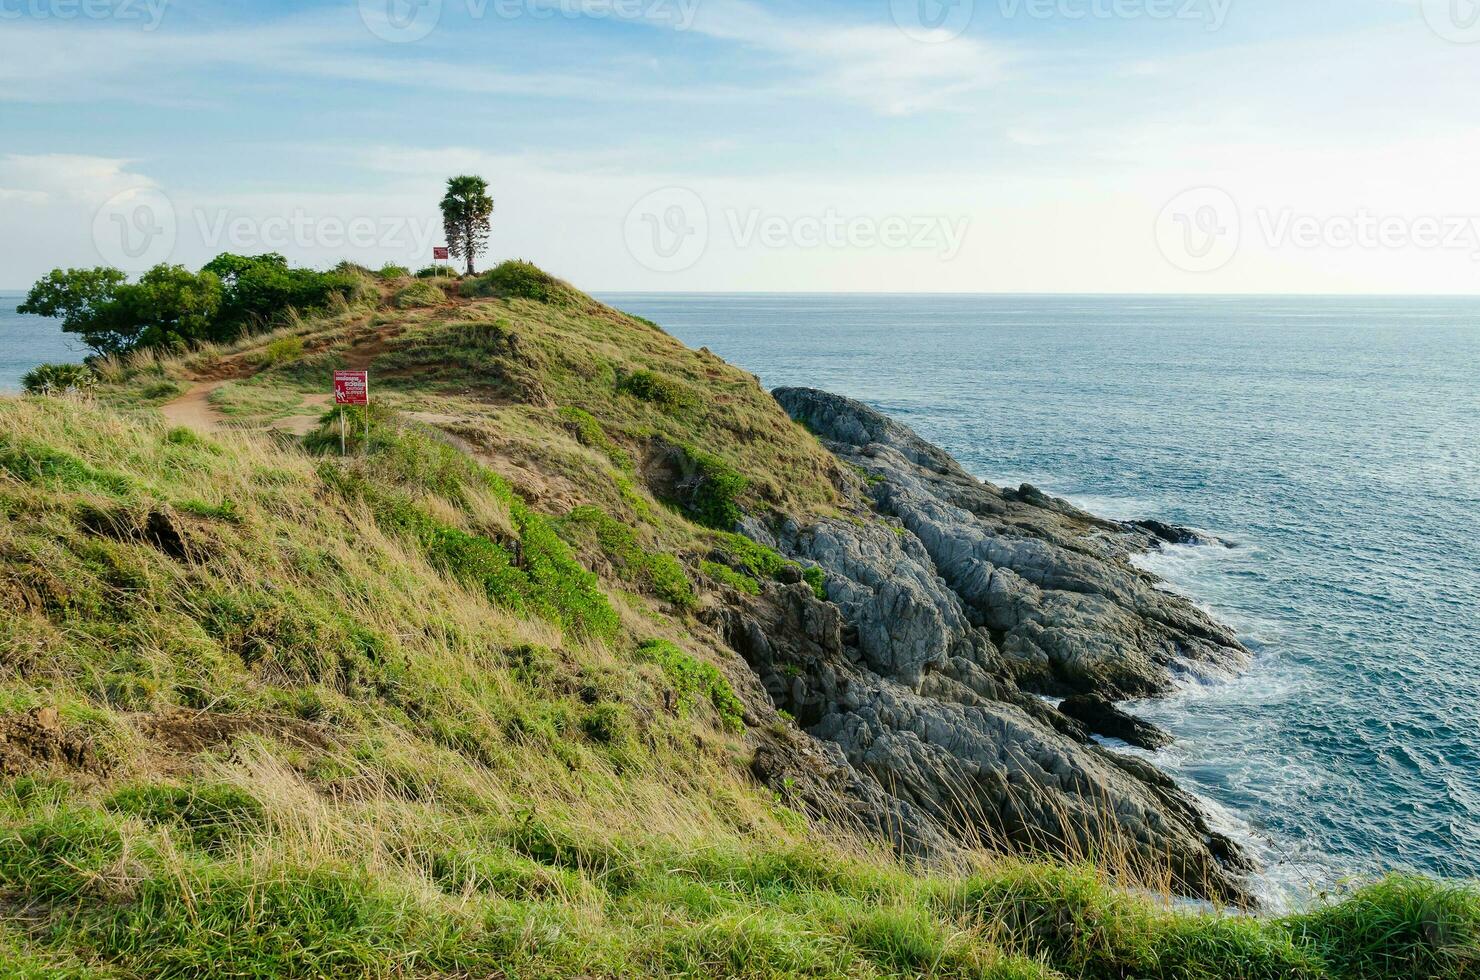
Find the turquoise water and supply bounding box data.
[600,293,1480,898]
[0,292,83,392]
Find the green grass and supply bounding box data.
[394,279,446,308]
[2,267,1477,979]
[559,504,695,610]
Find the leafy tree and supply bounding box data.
[114,264,224,351]
[204,252,365,334]
[440,175,494,276]
[18,255,371,357]
[18,267,130,356]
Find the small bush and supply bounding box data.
[619,370,695,412]
[639,640,745,733]
[803,566,828,601]
[558,406,632,469]
[21,363,96,396]
[701,560,760,596]
[678,447,748,530]
[462,260,570,304]
[258,336,305,367]
[559,505,695,610]
[394,280,445,309]
[378,263,412,279]
[416,265,459,279]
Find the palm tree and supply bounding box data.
[440,175,494,276]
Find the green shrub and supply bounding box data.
[712,532,789,579]
[394,280,445,309]
[416,265,459,279]
[558,505,695,610]
[558,406,632,469]
[378,263,412,279]
[21,363,96,396]
[462,260,570,304]
[701,560,760,596]
[639,640,744,733]
[258,336,305,367]
[803,566,828,601]
[618,369,695,412]
[677,447,748,530]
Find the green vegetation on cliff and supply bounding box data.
[1,264,1476,978]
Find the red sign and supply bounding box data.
[334,370,368,406]
[433,246,450,260]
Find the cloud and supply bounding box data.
[0,154,155,203]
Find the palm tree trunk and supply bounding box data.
[464,218,476,275]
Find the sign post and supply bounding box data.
[333,370,369,455]
[434,246,450,274]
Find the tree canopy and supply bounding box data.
[18,254,374,357]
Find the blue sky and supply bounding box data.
[4,0,1480,292]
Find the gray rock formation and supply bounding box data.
[724,387,1253,903]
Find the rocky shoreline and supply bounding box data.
[713,387,1255,904]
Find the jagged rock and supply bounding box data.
[1059,694,1173,750]
[1128,519,1220,548]
[731,386,1257,904]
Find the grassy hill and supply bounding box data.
[1,264,1475,978]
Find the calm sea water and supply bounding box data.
[0,292,83,391]
[600,293,1480,901]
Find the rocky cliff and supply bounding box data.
[715,387,1253,903]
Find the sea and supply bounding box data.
[5,289,1479,903]
[0,292,89,391]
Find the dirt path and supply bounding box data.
[158,329,395,436]
[159,381,229,432]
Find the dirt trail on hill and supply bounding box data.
[158,330,393,436]
[159,381,229,432]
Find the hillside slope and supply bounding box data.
[1,264,1476,978]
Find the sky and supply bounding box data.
[3,0,1480,293]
